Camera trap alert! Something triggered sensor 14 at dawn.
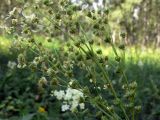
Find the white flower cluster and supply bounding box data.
[7,61,17,69]
[52,88,85,112]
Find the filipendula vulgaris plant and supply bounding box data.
[4,0,141,119]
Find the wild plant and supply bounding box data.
[4,0,141,119]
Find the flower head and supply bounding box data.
[38,107,46,113]
[52,87,85,112]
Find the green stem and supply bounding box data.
[79,46,129,120]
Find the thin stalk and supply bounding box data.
[79,45,129,120]
[95,104,114,119]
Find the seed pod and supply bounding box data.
[70,27,76,34]
[104,56,108,61]
[101,116,108,120]
[77,54,83,61]
[68,46,74,52]
[80,38,85,44]
[104,36,111,43]
[89,39,94,45]
[38,42,42,46]
[51,78,59,86]
[32,17,39,24]
[129,81,137,90]
[119,44,125,50]
[43,0,49,6]
[120,32,126,38]
[66,42,71,47]
[69,80,79,89]
[64,52,68,57]
[87,12,92,18]
[48,9,53,14]
[104,9,109,15]
[103,18,108,24]
[23,28,30,34]
[115,67,122,74]
[96,49,102,54]
[38,77,47,87]
[67,9,73,16]
[67,70,73,78]
[83,86,90,95]
[134,105,142,112]
[86,51,94,60]
[124,90,135,99]
[29,38,35,43]
[125,103,134,109]
[60,1,65,6]
[92,16,96,20]
[113,98,121,105]
[55,14,61,19]
[115,56,121,62]
[99,57,104,63]
[34,5,39,9]
[98,10,101,15]
[11,19,18,25]
[74,41,81,47]
[93,24,99,29]
[46,37,52,42]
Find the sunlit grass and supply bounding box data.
[34,35,60,49]
[1,35,159,64]
[0,36,11,54]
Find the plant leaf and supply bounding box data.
[21,113,36,120]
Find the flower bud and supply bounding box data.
[93,24,99,29]
[83,87,90,95]
[51,78,59,86]
[118,44,125,50]
[77,54,83,61]
[87,12,92,18]
[124,90,135,99]
[46,37,52,42]
[55,13,61,19]
[74,41,81,47]
[104,9,109,15]
[43,0,49,6]
[104,36,111,43]
[120,32,126,38]
[11,19,18,25]
[38,77,48,87]
[89,39,94,45]
[129,81,137,90]
[96,49,102,54]
[115,56,121,62]
[134,105,141,112]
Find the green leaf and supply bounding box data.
[21,113,36,120]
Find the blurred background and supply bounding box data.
[0,0,160,46]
